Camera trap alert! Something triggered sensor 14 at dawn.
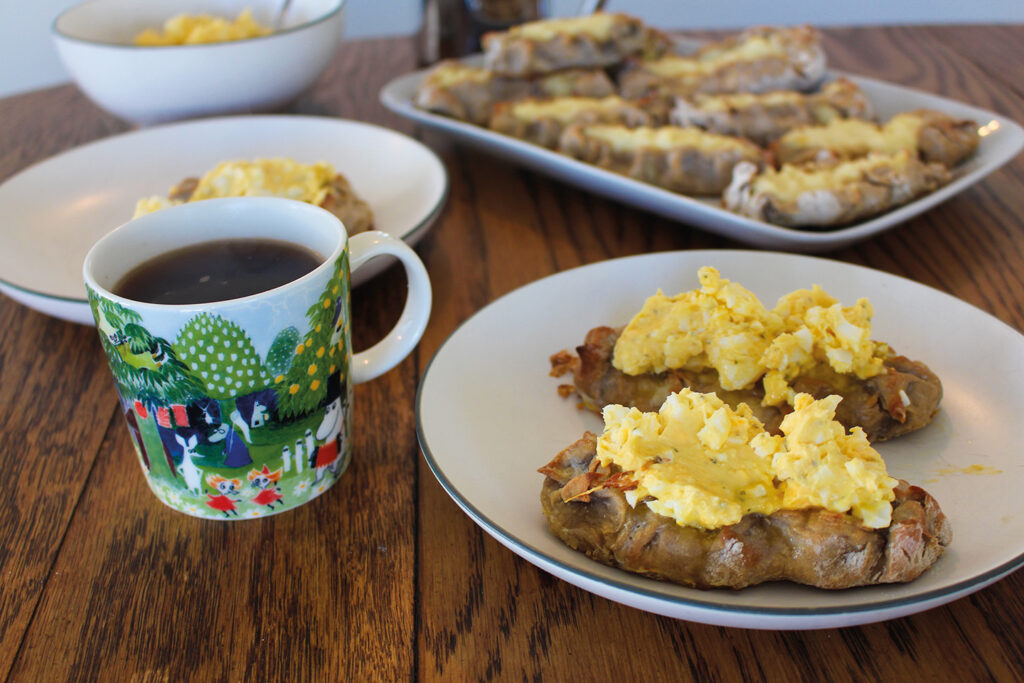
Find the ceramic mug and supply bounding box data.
[83,197,431,519]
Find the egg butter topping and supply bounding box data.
[597,389,898,531]
[612,266,888,407]
[134,159,337,218]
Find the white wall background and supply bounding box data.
[2,0,1022,98]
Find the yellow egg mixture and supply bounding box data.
[643,36,784,78]
[511,13,620,42]
[582,125,757,153]
[613,266,887,406]
[693,89,807,112]
[779,114,926,158]
[751,150,917,201]
[424,62,493,88]
[134,159,337,218]
[510,96,630,123]
[597,389,897,530]
[133,9,271,46]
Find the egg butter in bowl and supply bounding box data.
[52,0,345,124]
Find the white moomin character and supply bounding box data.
[310,381,346,483]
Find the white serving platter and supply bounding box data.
[381,64,1022,252]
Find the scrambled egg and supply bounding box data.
[613,267,887,406]
[133,9,271,46]
[599,390,778,529]
[134,159,337,218]
[597,389,897,530]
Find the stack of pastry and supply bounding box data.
[414,14,980,228]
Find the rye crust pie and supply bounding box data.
[550,267,942,442]
[539,428,950,590]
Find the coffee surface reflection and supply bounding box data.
[113,239,323,305]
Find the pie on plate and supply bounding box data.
[133,158,375,235]
[551,266,943,441]
[539,393,950,591]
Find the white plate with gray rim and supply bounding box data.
[416,250,1024,629]
[0,115,448,325]
[381,62,1023,252]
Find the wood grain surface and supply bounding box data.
[0,24,1022,682]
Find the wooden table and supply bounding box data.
[1,25,1023,681]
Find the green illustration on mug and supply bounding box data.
[88,252,353,519]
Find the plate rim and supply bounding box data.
[415,249,1024,623]
[0,113,449,314]
[380,65,1024,251]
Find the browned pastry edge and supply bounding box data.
[539,432,951,590]
[489,96,661,148]
[550,325,943,442]
[318,174,375,235]
[912,109,980,167]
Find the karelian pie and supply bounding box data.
[414,60,616,125]
[133,159,375,235]
[550,267,943,441]
[558,124,764,195]
[540,390,950,590]
[618,25,827,99]
[669,77,874,146]
[723,151,952,227]
[772,109,980,167]
[481,12,670,76]
[490,95,662,148]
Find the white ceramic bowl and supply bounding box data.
[52,0,345,125]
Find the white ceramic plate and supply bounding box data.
[416,250,1024,629]
[381,65,1023,252]
[0,115,449,325]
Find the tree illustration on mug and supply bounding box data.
[275,252,350,419]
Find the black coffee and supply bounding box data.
[113,238,324,305]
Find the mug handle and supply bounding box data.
[348,231,432,384]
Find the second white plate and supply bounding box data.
[0,115,449,325]
[417,250,1024,629]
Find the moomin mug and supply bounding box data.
[83,197,432,519]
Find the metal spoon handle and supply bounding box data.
[275,0,294,29]
[577,0,609,14]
